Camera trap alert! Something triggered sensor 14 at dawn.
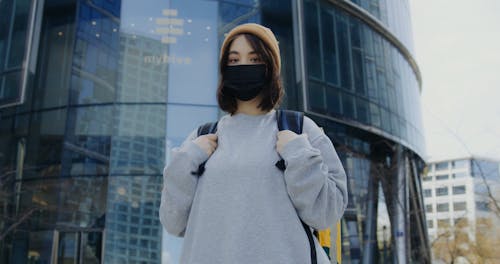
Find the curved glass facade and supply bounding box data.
[299,1,429,263]
[303,0,424,158]
[1,0,429,263]
[348,0,415,54]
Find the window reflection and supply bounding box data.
[33,7,75,110]
[19,178,107,229]
[104,176,162,263]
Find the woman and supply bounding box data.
[159,23,348,264]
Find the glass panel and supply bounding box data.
[435,161,448,171]
[435,174,448,180]
[349,19,361,49]
[452,185,466,195]
[165,104,218,147]
[0,0,14,69]
[364,65,378,103]
[341,92,355,119]
[164,0,219,106]
[326,87,341,115]
[71,0,118,105]
[28,231,54,264]
[61,105,112,177]
[308,82,325,113]
[304,1,321,79]
[453,202,466,211]
[81,232,103,263]
[111,104,166,176]
[219,2,260,28]
[33,5,75,109]
[356,97,369,124]
[436,187,448,196]
[369,102,380,128]
[58,232,78,264]
[19,178,108,228]
[6,0,30,68]
[321,9,338,85]
[346,220,361,262]
[352,49,365,95]
[380,108,390,133]
[436,203,449,212]
[452,159,468,169]
[335,11,351,89]
[476,201,490,212]
[452,172,467,179]
[103,176,162,264]
[22,109,67,179]
[1,71,22,102]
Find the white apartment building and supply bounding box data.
[423,157,500,242]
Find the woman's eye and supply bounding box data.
[250,57,261,63]
[228,58,238,64]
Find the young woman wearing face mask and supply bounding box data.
[159,23,348,264]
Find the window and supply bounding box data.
[453,185,466,195]
[453,202,466,211]
[437,203,449,212]
[452,172,467,179]
[424,189,432,197]
[438,219,450,228]
[435,162,449,171]
[436,187,448,196]
[423,175,432,181]
[426,204,433,213]
[427,220,434,228]
[304,1,322,79]
[436,174,449,180]
[452,159,468,169]
[476,201,490,212]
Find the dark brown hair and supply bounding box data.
[217,33,283,114]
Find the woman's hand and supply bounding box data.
[193,134,218,156]
[277,130,305,154]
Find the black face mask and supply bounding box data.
[223,64,267,101]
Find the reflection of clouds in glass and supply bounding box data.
[120,0,170,40]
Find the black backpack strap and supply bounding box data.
[190,122,218,176]
[302,220,317,264]
[275,110,316,264]
[197,122,218,137]
[275,110,304,171]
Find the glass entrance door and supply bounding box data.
[53,230,102,264]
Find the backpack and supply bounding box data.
[191,109,332,264]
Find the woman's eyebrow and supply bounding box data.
[229,51,239,55]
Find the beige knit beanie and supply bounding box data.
[220,23,281,73]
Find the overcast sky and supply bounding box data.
[410,0,500,162]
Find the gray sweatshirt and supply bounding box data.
[159,109,348,264]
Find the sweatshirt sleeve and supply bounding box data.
[278,116,348,230]
[159,129,209,237]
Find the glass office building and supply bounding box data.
[0,0,430,263]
